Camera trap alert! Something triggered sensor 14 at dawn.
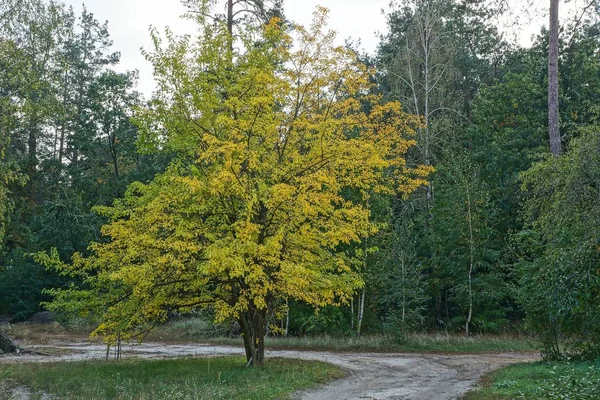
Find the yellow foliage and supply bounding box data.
[43,5,428,344]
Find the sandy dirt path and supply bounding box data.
[0,342,538,400]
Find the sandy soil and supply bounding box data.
[0,341,538,400]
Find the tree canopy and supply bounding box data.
[39,6,428,365]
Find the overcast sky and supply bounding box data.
[60,0,584,97]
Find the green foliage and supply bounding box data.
[519,126,600,359]
[291,304,352,336]
[464,361,600,400]
[428,156,509,333]
[0,0,158,320]
[374,0,514,334]
[376,214,427,337]
[0,249,54,321]
[539,364,600,400]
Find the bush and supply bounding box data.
[539,364,600,400]
[519,127,600,360]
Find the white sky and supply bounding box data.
[60,0,588,97]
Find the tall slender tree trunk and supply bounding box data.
[227,0,233,32]
[357,288,366,337]
[284,299,289,337]
[401,251,406,328]
[548,0,562,156]
[27,112,39,202]
[445,290,450,331]
[350,297,355,330]
[58,67,69,164]
[422,12,434,212]
[465,184,474,337]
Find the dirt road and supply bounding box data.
[1,342,538,400]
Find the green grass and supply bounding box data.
[0,356,344,400]
[462,360,600,399]
[267,333,536,353]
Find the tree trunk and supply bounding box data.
[400,251,406,329]
[284,299,289,337]
[548,0,562,156]
[238,315,256,365]
[357,288,366,337]
[252,309,266,365]
[350,297,355,330]
[227,0,234,37]
[465,184,474,337]
[238,308,267,366]
[0,330,20,354]
[26,111,39,203]
[58,67,69,165]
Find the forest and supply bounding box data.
[0,0,599,370]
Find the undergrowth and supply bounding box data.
[462,360,600,399]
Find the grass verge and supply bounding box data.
[150,318,536,353]
[0,356,344,400]
[194,334,536,354]
[148,317,536,354]
[279,333,535,353]
[462,360,600,399]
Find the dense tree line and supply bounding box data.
[0,0,169,323]
[0,0,599,361]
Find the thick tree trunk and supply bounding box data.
[238,308,267,366]
[252,309,266,365]
[548,0,562,156]
[0,330,20,354]
[238,315,256,365]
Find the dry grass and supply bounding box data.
[150,318,536,354]
[1,322,92,346]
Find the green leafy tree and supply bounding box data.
[376,0,508,331]
[0,0,147,322]
[519,123,600,359]
[428,156,506,335]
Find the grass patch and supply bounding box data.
[0,356,344,400]
[462,360,600,399]
[174,333,536,354]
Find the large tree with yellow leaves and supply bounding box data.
[41,3,428,365]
